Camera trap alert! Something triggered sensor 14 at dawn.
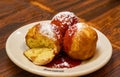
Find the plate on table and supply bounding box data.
[6,20,112,77]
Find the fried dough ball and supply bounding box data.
[63,23,98,60]
[25,22,60,54]
[25,22,61,65]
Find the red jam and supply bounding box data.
[63,25,77,52]
[45,51,81,68]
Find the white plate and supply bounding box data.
[6,20,112,77]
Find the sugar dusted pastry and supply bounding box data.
[63,23,98,60]
[24,22,61,65]
[25,22,60,53]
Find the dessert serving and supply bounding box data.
[24,11,98,68]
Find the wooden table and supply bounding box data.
[0,0,120,77]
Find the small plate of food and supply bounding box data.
[6,11,112,77]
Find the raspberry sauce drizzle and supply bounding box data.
[63,25,77,52]
[45,51,81,68]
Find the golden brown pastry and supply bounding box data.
[63,23,98,60]
[24,22,61,65]
[25,22,60,53]
[24,48,55,65]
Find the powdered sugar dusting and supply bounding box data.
[39,22,56,41]
[52,11,79,26]
[76,23,87,31]
[52,24,62,40]
[67,23,87,36]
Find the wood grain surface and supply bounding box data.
[0,0,120,77]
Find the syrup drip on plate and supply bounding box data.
[45,51,81,68]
